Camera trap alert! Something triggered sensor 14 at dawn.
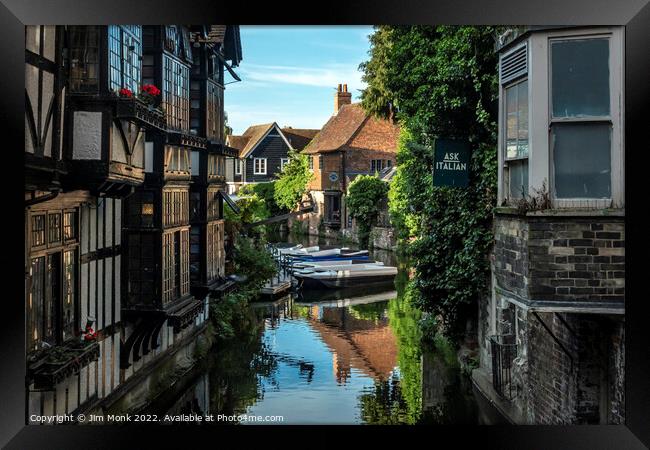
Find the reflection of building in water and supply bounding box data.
[308,305,398,383]
[165,373,210,417]
[421,350,451,414]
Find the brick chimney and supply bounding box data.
[334,83,352,114]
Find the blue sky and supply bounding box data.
[225,26,374,135]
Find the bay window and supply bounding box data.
[108,25,142,94]
[68,26,100,93]
[163,54,190,131]
[27,208,79,354]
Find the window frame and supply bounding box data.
[547,32,617,206]
[280,158,289,171]
[502,76,530,201]
[234,158,242,175]
[253,157,267,175]
[108,25,142,94]
[496,27,623,209]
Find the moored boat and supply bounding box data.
[293,263,397,289]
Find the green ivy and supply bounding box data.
[360,25,500,340]
[346,174,389,247]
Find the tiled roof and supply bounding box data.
[227,123,277,158]
[226,135,250,156]
[302,103,369,154]
[281,128,320,151]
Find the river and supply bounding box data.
[149,233,506,425]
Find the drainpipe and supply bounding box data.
[24,190,60,207]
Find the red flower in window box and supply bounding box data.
[82,325,97,341]
[119,87,133,98]
[139,84,162,108]
[141,84,161,96]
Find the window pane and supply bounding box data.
[553,122,611,198]
[509,159,528,199]
[62,250,76,341]
[551,39,610,118]
[505,79,528,159]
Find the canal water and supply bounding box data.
[154,233,506,424]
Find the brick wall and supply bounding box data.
[494,212,625,304]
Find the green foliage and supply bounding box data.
[274,150,313,211]
[240,182,284,217]
[346,174,389,247]
[232,236,277,290]
[387,275,423,423]
[210,236,277,341]
[360,25,500,339]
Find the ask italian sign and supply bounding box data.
[432,138,470,187]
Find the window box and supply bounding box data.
[27,340,100,389]
[114,96,166,131]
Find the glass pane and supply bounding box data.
[517,80,529,156]
[509,159,528,199]
[505,80,528,159]
[553,122,611,198]
[551,39,610,118]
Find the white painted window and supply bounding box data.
[234,158,242,175]
[253,158,267,175]
[280,158,289,170]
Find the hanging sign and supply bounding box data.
[432,138,471,187]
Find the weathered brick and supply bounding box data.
[570,271,592,278]
[582,231,595,238]
[596,232,621,239]
[569,239,593,247]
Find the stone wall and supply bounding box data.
[494,212,625,304]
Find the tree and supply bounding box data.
[273,150,312,211]
[346,174,389,247]
[359,26,500,340]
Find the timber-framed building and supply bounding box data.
[24,24,242,421]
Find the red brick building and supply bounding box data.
[300,84,400,233]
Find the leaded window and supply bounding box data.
[163,187,189,227]
[31,214,45,247]
[68,26,100,93]
[108,25,142,94]
[127,233,155,305]
[162,54,190,131]
[48,213,61,245]
[206,81,223,140]
[63,210,77,241]
[165,146,190,173]
[27,250,78,353]
[207,187,221,221]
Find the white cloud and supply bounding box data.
[237,63,367,92]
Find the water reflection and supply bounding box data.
[154,233,497,424]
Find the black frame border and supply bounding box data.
[1,0,648,448]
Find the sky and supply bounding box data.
[224,26,374,135]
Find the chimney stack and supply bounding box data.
[334,83,352,114]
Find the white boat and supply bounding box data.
[291,260,383,269]
[293,264,398,289]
